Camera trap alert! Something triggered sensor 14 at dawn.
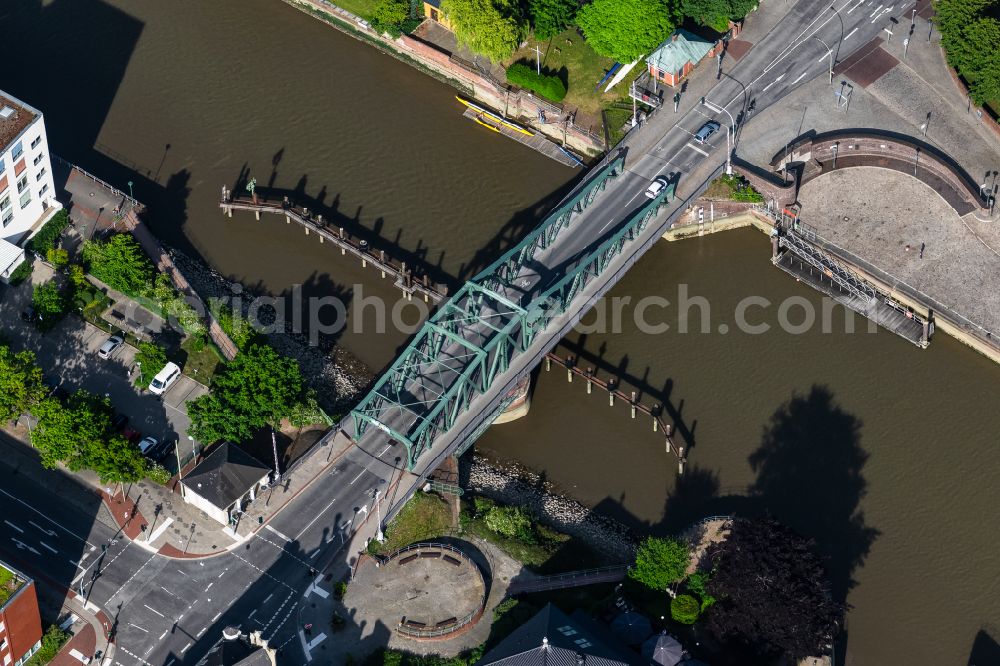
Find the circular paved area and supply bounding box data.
[348,543,487,639]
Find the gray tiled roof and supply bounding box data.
[181,442,271,509]
[477,604,648,666]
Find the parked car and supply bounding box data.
[149,438,175,463]
[138,436,159,457]
[148,362,181,396]
[123,426,142,444]
[97,335,125,359]
[694,120,721,144]
[644,176,669,199]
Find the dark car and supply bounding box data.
[150,439,175,463]
[123,426,142,444]
[112,414,129,431]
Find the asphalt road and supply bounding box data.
[1,3,919,666]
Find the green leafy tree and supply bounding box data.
[82,233,154,296]
[372,0,409,36]
[629,536,690,590]
[26,625,70,666]
[31,391,146,483]
[32,281,68,330]
[682,0,731,31]
[187,344,306,443]
[0,345,46,423]
[576,0,677,62]
[134,342,169,390]
[670,593,700,624]
[46,248,69,269]
[441,0,527,61]
[686,570,716,610]
[935,0,1000,105]
[528,0,577,40]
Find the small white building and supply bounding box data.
[180,442,272,526]
[0,89,60,281]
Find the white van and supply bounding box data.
[149,362,181,396]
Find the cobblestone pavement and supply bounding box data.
[798,167,1000,336]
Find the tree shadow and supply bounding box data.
[746,385,879,605]
[967,627,1000,666]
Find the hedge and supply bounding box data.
[26,210,70,255]
[505,62,567,102]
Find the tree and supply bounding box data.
[46,247,69,269]
[134,342,169,390]
[629,536,690,590]
[32,281,67,330]
[682,0,731,31]
[670,594,700,624]
[704,518,845,660]
[82,233,154,296]
[187,344,306,444]
[934,0,1000,105]
[31,391,147,483]
[440,0,527,62]
[528,0,577,40]
[483,505,534,541]
[576,0,677,62]
[0,345,46,423]
[372,0,409,36]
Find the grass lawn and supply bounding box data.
[372,491,454,554]
[509,28,622,116]
[329,0,378,21]
[179,336,223,385]
[0,566,21,605]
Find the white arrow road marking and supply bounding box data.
[11,538,40,555]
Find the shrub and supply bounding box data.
[145,462,172,485]
[26,210,70,255]
[472,496,495,516]
[484,505,534,542]
[505,62,567,102]
[46,248,69,269]
[82,233,154,296]
[493,597,518,621]
[7,259,33,286]
[212,303,258,349]
[335,580,348,599]
[686,570,716,610]
[24,625,70,666]
[671,593,700,625]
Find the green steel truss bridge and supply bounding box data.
[348,151,683,471]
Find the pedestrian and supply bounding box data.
[919,242,925,258]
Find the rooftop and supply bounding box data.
[0,91,38,154]
[646,30,714,73]
[181,442,271,509]
[0,560,29,607]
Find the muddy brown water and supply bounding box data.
[8,1,1000,664]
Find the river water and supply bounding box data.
[9,1,1000,664]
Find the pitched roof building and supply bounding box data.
[475,604,649,666]
[645,30,722,87]
[180,442,272,526]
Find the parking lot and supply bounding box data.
[0,263,208,472]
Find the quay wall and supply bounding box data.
[280,0,605,157]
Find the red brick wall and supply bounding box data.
[1,580,43,664]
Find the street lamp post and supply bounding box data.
[812,35,834,84]
[373,488,384,543]
[702,98,735,175]
[127,180,134,202]
[135,361,142,387]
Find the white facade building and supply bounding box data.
[0,90,60,281]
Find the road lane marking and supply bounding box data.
[816,52,831,63]
[11,538,40,555]
[158,630,168,640]
[685,143,710,157]
[29,521,57,536]
[40,542,57,554]
[262,593,273,604]
[847,0,864,13]
[212,612,222,621]
[175,569,187,576]
[377,444,392,457]
[762,74,785,92]
[845,27,859,40]
[349,470,365,485]
[180,643,191,654]
[205,582,213,590]
[870,4,884,17]
[265,525,292,541]
[248,609,258,619]
[4,520,23,533]
[792,72,808,84]
[143,604,164,618]
[0,489,95,546]
[127,623,148,633]
[196,628,206,638]
[160,586,177,597]
[294,497,338,540]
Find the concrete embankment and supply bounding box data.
[466,456,637,560]
[169,249,373,410]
